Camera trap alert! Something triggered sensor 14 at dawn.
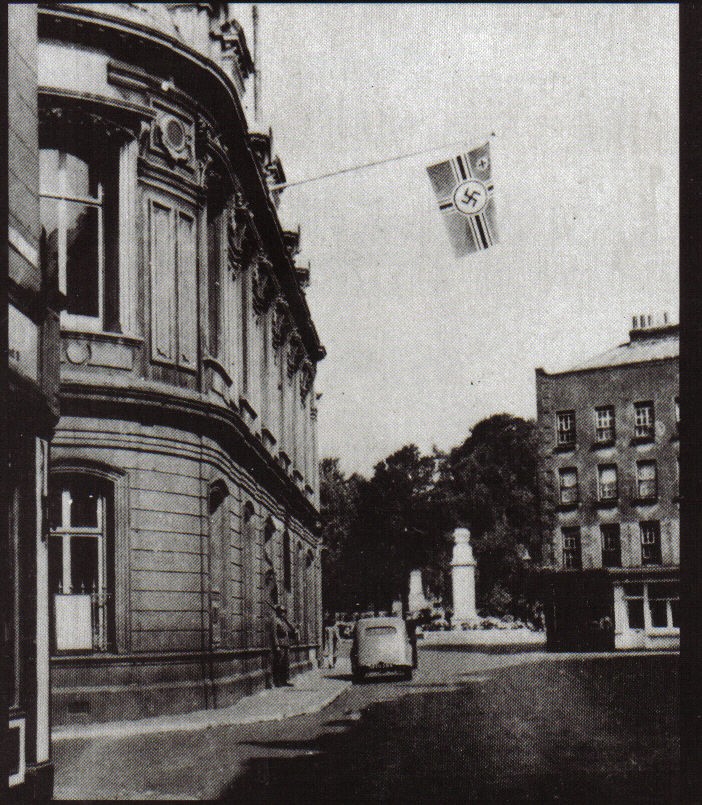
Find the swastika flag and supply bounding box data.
[426,142,498,257]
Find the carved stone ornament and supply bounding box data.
[299,358,315,402]
[252,257,278,315]
[228,193,254,272]
[286,331,306,379]
[272,297,291,349]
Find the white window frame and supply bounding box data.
[40,149,105,332]
[561,527,581,569]
[50,482,109,651]
[598,464,618,501]
[636,460,657,500]
[634,401,655,439]
[594,406,615,442]
[558,467,579,504]
[556,410,576,446]
[640,520,662,565]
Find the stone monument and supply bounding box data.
[408,568,430,614]
[451,527,479,627]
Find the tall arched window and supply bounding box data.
[208,480,229,648]
[49,475,114,652]
[242,501,256,648]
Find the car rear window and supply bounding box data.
[365,626,396,635]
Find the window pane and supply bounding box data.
[627,599,645,629]
[65,202,100,317]
[49,486,64,529]
[69,484,100,528]
[649,599,668,628]
[671,600,679,628]
[70,535,98,594]
[623,583,643,597]
[64,152,99,199]
[39,148,60,194]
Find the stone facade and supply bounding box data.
[30,2,324,724]
[535,320,679,651]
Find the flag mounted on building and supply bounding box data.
[426,141,498,257]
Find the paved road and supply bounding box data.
[53,643,679,800]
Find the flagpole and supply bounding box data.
[268,132,496,192]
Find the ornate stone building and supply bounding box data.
[32,2,325,724]
[536,317,679,651]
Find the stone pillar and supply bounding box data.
[408,569,429,614]
[451,528,479,627]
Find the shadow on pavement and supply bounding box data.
[419,641,546,655]
[218,655,679,803]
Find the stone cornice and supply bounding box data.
[59,379,320,524]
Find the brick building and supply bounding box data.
[17,2,326,725]
[535,317,679,651]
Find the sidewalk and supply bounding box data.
[53,665,351,742]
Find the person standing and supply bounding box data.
[270,604,296,686]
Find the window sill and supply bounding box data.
[61,328,144,347]
[596,499,619,509]
[631,436,655,446]
[591,439,615,450]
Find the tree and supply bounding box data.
[319,458,361,612]
[351,445,446,612]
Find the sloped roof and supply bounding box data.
[566,326,679,372]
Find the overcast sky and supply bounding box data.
[251,3,678,477]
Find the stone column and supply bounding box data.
[451,528,479,627]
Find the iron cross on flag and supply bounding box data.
[426,142,498,257]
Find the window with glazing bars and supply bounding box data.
[600,524,621,567]
[636,461,657,500]
[640,520,662,565]
[562,527,582,569]
[634,401,655,439]
[558,468,579,504]
[598,464,618,500]
[556,410,576,446]
[594,406,615,442]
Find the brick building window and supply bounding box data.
[636,460,657,501]
[623,583,645,630]
[634,401,655,440]
[640,520,662,565]
[556,411,576,447]
[600,524,621,567]
[594,406,615,443]
[558,468,579,505]
[648,582,679,628]
[561,527,582,569]
[598,465,618,501]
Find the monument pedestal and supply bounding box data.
[451,528,480,628]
